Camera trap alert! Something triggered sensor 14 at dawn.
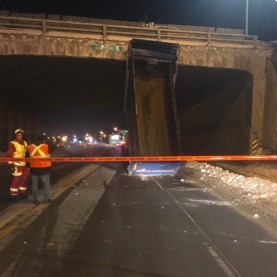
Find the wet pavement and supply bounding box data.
[0,166,277,277]
[0,144,117,210]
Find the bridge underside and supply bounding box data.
[176,66,253,155]
[0,55,126,111]
[0,55,252,155]
[0,55,126,148]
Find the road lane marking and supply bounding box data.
[0,164,101,242]
[0,205,43,241]
[150,177,164,190]
[207,246,237,277]
[154,177,243,277]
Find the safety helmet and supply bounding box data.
[14,129,24,135]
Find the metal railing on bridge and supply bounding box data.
[0,12,258,47]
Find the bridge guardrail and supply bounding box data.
[0,16,258,46]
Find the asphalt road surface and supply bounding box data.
[0,161,277,276]
[0,144,117,210]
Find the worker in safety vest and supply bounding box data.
[7,129,28,200]
[27,135,55,205]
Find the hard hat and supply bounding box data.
[14,129,24,135]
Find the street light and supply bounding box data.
[114,127,118,132]
[100,131,106,144]
[245,0,249,35]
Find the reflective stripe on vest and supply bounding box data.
[28,144,51,168]
[10,141,27,166]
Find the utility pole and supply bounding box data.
[245,0,249,35]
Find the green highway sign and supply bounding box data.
[91,45,123,52]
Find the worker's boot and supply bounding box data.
[11,195,21,201]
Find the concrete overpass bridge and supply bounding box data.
[0,12,276,155]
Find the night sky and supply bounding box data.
[0,0,276,136]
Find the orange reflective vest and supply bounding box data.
[28,144,51,168]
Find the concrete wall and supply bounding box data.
[272,46,277,70]
[0,31,128,60]
[263,57,277,150]
[0,107,5,149]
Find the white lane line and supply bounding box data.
[151,177,164,191]
[207,247,237,277]
[153,177,242,277]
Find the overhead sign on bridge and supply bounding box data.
[91,45,122,52]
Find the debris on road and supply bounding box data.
[185,162,277,203]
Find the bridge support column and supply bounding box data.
[263,56,277,151]
[0,106,5,149]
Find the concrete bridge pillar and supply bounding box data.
[263,47,277,151]
[272,47,277,70]
[0,106,5,149]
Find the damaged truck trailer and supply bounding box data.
[125,39,183,175]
